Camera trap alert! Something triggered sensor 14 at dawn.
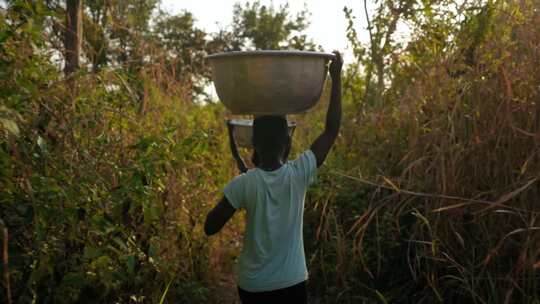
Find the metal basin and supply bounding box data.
[230,119,296,148]
[207,51,334,115]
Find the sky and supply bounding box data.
[160,0,371,63]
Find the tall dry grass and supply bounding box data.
[300,1,540,302]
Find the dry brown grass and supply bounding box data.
[299,1,540,302]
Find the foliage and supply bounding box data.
[230,0,320,51]
[303,0,540,302]
[153,11,209,94]
[2,0,540,303]
[0,2,239,302]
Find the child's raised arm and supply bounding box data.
[310,51,343,167]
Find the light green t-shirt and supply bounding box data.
[223,150,317,292]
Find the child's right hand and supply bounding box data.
[329,51,343,78]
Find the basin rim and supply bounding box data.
[206,50,335,60]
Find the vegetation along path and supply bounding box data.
[1,0,540,303]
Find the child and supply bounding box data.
[205,51,343,303]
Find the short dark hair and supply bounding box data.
[252,116,289,155]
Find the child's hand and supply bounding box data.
[329,51,343,78]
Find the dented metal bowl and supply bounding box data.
[207,50,334,115]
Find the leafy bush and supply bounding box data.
[0,4,241,302]
[2,1,540,303]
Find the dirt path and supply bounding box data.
[210,271,240,304]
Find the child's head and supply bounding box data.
[252,115,291,163]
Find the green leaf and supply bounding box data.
[83,246,103,260]
[159,279,174,304]
[0,118,20,136]
[148,244,157,258]
[62,273,86,287]
[125,255,136,274]
[113,236,127,251]
[37,135,46,151]
[375,290,389,304]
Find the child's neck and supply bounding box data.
[257,158,284,172]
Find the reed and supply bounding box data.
[301,1,540,302]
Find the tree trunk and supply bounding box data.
[64,0,82,77]
[376,56,384,105]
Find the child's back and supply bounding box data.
[224,150,317,291]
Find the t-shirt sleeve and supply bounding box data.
[223,174,246,210]
[291,150,318,186]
